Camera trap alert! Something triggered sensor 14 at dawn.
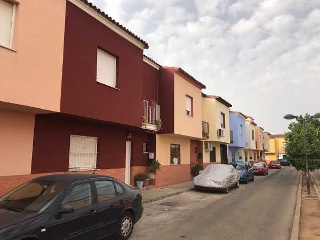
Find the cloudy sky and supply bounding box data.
[91,0,320,134]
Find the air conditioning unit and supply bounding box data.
[217,129,224,137]
[204,142,211,151]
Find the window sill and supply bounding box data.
[69,168,100,172]
[0,45,16,52]
[96,81,120,91]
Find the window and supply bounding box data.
[96,48,117,88]
[252,130,255,140]
[0,0,15,49]
[61,183,92,211]
[69,135,98,170]
[115,182,124,195]
[232,151,235,161]
[240,124,243,136]
[220,112,225,128]
[95,181,116,202]
[185,95,193,116]
[230,131,234,143]
[170,144,180,164]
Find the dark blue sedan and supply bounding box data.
[0,174,143,240]
[233,161,254,183]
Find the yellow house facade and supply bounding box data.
[265,134,286,162]
[202,95,232,165]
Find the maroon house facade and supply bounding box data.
[0,0,161,195]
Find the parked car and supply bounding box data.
[269,160,282,169]
[194,164,240,193]
[253,162,268,175]
[233,161,254,183]
[0,174,143,240]
[279,159,292,166]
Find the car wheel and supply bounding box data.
[116,212,134,240]
[245,177,249,184]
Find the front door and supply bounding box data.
[220,144,228,164]
[125,141,132,185]
[210,147,216,162]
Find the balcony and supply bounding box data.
[202,121,209,139]
[142,100,161,131]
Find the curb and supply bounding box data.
[290,171,302,240]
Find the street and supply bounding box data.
[131,167,299,240]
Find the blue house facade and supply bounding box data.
[228,111,247,163]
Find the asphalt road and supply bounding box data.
[131,167,299,240]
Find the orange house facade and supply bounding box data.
[155,67,206,187]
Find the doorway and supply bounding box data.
[125,141,131,185]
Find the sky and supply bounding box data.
[91,0,320,134]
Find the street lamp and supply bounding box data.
[284,113,320,195]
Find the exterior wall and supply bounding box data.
[245,121,256,150]
[173,73,203,139]
[159,69,174,133]
[61,2,144,127]
[0,0,65,111]
[203,142,222,164]
[31,114,151,173]
[202,98,230,143]
[0,110,35,176]
[143,60,159,102]
[229,112,246,148]
[265,135,286,161]
[156,134,191,165]
[0,168,125,197]
[155,134,192,186]
[255,126,264,151]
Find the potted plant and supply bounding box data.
[143,173,150,187]
[148,159,161,179]
[134,173,146,189]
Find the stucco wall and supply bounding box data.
[61,2,144,127]
[0,0,65,111]
[156,134,190,166]
[173,74,202,139]
[0,110,35,176]
[202,97,230,143]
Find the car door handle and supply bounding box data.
[89,209,96,215]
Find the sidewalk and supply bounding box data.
[141,181,194,205]
[310,170,320,198]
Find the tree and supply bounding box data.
[285,114,320,171]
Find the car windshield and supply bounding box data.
[235,164,246,170]
[253,162,264,167]
[272,161,280,164]
[0,180,67,213]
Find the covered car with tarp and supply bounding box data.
[194,164,240,193]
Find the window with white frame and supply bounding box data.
[185,95,193,116]
[69,135,98,170]
[0,0,15,49]
[96,48,117,88]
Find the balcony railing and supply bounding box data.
[202,121,209,139]
[142,100,161,131]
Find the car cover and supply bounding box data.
[194,164,240,189]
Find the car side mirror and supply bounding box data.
[56,205,74,218]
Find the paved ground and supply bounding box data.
[139,167,320,240]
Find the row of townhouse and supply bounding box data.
[0,0,271,195]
